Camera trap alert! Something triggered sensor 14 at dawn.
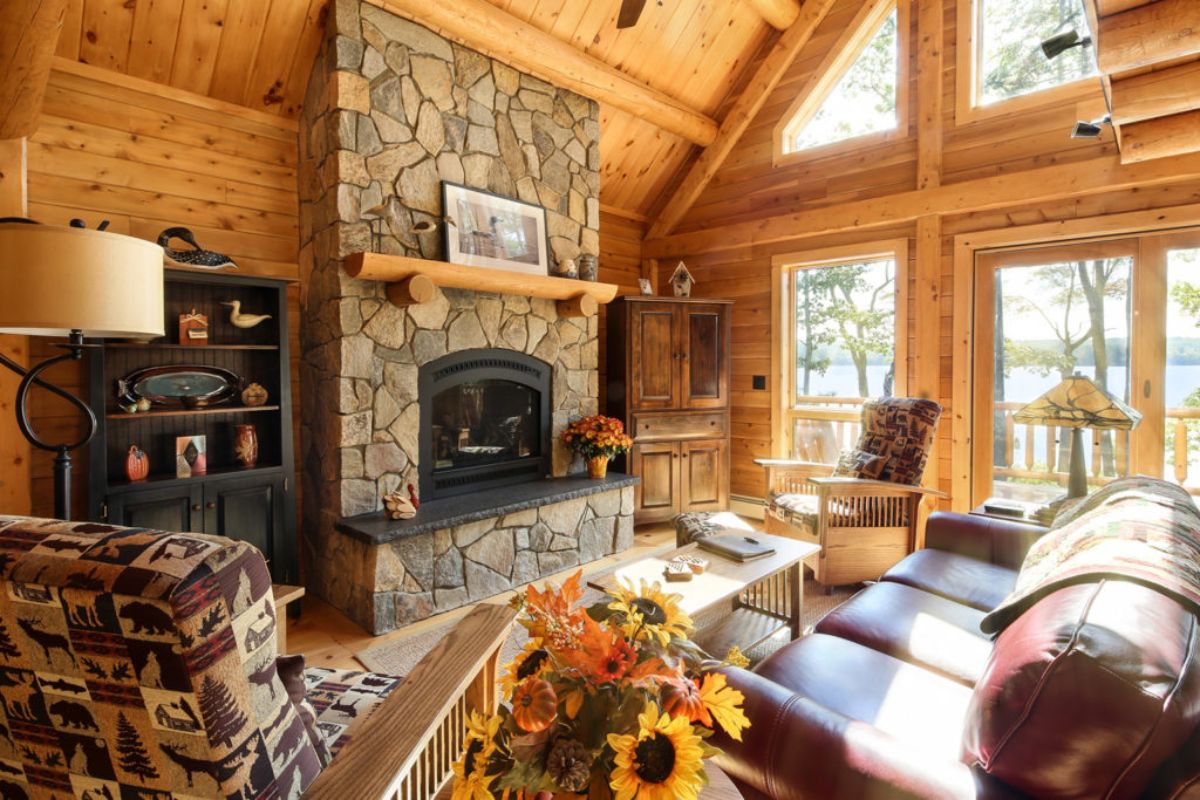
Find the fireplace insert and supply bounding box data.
[418,349,552,499]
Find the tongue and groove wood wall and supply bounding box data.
[642,0,1200,508]
[22,60,302,518]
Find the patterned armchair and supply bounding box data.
[757,397,946,588]
[0,516,513,800]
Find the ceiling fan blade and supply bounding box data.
[617,0,648,29]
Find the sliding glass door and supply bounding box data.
[972,230,1200,505]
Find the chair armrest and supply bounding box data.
[807,476,949,499]
[304,604,517,800]
[754,458,827,468]
[711,666,1020,800]
[924,511,1046,570]
[754,459,834,496]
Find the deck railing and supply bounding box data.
[788,397,1200,494]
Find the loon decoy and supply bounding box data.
[157,227,238,270]
[221,300,272,329]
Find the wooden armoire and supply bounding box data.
[606,297,732,523]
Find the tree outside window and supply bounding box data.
[978,0,1097,105]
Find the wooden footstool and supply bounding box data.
[272,584,305,654]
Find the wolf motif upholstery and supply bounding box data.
[0,516,328,799]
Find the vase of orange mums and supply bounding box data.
[561,415,633,480]
[451,572,750,800]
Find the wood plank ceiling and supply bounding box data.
[51,0,777,218]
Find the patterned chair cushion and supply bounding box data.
[304,668,404,759]
[0,516,323,799]
[767,492,820,533]
[856,397,942,485]
[832,448,887,480]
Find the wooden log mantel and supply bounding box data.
[344,253,617,317]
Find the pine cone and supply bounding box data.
[546,737,592,793]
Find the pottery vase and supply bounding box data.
[587,455,609,479]
[235,424,258,468]
[124,446,149,481]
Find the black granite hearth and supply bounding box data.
[337,473,640,545]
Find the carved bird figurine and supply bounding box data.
[157,227,238,270]
[221,300,272,329]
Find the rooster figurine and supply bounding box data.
[222,300,272,329]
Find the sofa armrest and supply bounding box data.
[712,666,1020,800]
[924,511,1046,570]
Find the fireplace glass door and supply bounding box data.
[431,379,539,470]
[419,350,552,499]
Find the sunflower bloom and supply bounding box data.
[698,673,751,742]
[451,711,501,800]
[607,704,706,800]
[607,579,693,646]
[500,638,551,699]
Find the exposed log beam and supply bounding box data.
[1120,110,1200,163]
[1096,0,1200,74]
[1109,61,1200,125]
[915,0,944,190]
[642,152,1200,257]
[369,0,719,146]
[745,0,801,30]
[646,0,838,239]
[0,0,69,139]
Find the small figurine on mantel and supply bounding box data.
[670,261,695,297]
[382,489,416,520]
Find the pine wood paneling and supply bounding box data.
[598,208,648,407]
[23,63,300,520]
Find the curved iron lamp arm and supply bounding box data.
[0,330,98,520]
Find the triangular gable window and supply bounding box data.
[781,5,900,154]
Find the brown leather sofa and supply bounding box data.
[713,511,1200,799]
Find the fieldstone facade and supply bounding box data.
[297,0,625,633]
[321,486,635,632]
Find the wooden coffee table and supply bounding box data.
[588,531,820,657]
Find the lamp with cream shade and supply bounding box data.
[1013,373,1142,504]
[0,219,164,520]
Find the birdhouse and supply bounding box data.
[670,262,695,297]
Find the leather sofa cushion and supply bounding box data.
[964,580,1200,799]
[755,633,974,763]
[815,582,992,686]
[882,548,1017,611]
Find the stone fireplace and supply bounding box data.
[297,0,634,634]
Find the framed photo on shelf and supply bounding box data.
[442,182,549,276]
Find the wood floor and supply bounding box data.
[286,522,677,671]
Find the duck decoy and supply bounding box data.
[157,227,238,270]
[221,300,272,329]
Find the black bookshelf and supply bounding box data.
[87,269,297,583]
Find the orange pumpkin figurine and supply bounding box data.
[511,678,557,733]
[125,445,149,482]
[661,676,709,725]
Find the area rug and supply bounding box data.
[357,556,859,676]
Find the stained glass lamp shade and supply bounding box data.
[1014,374,1141,499]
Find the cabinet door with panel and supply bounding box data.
[106,485,201,532]
[680,304,729,409]
[681,439,729,513]
[629,302,682,410]
[202,473,284,575]
[630,441,680,523]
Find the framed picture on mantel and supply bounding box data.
[442,182,549,276]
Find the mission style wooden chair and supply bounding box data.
[756,397,946,588]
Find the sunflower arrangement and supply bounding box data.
[451,572,750,800]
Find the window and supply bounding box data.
[971,230,1200,506]
[777,2,906,157]
[772,242,907,461]
[974,0,1097,106]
